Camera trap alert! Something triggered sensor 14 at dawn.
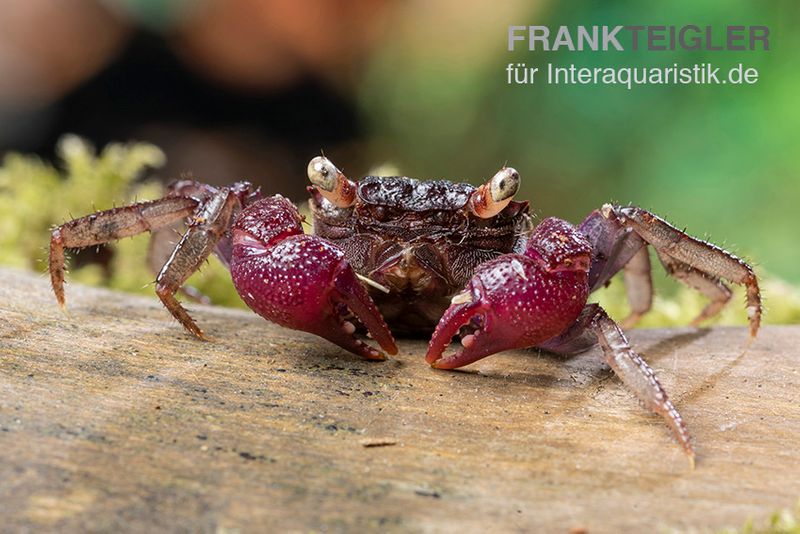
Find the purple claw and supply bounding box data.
[426,254,589,369]
[230,196,397,360]
[427,217,592,369]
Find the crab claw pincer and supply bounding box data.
[427,218,592,369]
[230,196,397,360]
[425,285,495,369]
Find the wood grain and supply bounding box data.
[0,267,798,532]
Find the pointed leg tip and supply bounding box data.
[687,451,696,470]
[190,328,208,341]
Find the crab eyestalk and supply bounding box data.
[307,156,357,208]
[468,167,521,219]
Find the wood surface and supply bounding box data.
[0,267,798,533]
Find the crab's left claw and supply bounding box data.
[426,251,590,369]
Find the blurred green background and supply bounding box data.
[0,0,798,325]
[359,0,800,284]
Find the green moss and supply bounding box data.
[716,501,800,534]
[1,135,799,323]
[592,271,800,328]
[0,135,242,308]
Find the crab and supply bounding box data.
[49,156,761,466]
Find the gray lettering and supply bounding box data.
[508,25,527,51]
[577,26,598,51]
[553,26,576,51]
[625,26,644,51]
[603,25,624,51]
[529,25,550,51]
[705,26,722,51]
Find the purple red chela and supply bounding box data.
[229,196,397,360]
[426,217,592,369]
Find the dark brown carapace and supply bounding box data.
[309,174,531,334]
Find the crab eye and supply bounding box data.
[489,167,520,202]
[307,155,356,208]
[307,156,338,192]
[469,166,521,219]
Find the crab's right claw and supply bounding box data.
[231,233,397,360]
[230,197,396,360]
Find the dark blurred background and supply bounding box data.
[1,0,798,282]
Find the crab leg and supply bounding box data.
[50,196,199,308]
[621,245,653,329]
[155,189,239,340]
[602,204,761,336]
[588,304,695,465]
[656,251,733,327]
[537,305,601,355]
[578,209,646,292]
[147,224,211,304]
[545,304,696,465]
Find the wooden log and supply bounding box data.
[0,267,797,532]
